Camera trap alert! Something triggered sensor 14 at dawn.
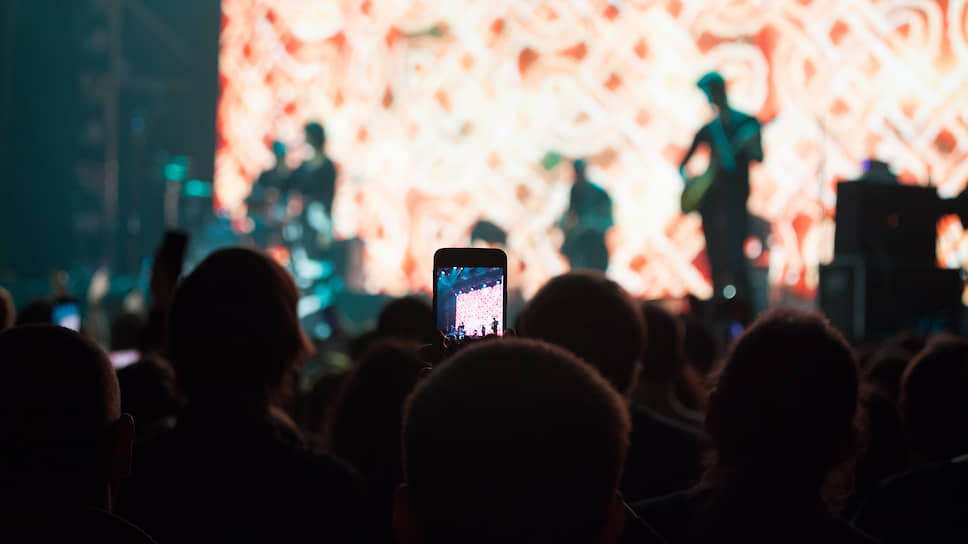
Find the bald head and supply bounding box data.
[517,271,645,396]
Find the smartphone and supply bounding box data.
[433,248,508,342]
[52,300,81,332]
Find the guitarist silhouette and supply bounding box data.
[680,72,763,316]
[559,159,613,271]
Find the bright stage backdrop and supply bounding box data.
[216,0,968,299]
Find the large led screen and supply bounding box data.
[217,0,968,299]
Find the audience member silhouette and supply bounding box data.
[845,384,906,516]
[0,286,14,331]
[676,314,721,413]
[394,338,663,544]
[376,295,437,345]
[854,335,968,543]
[0,325,152,543]
[106,311,181,442]
[296,368,349,446]
[863,348,912,403]
[116,247,365,543]
[633,309,874,543]
[633,302,702,426]
[15,298,54,326]
[109,312,145,353]
[116,356,180,442]
[326,341,427,541]
[516,271,708,501]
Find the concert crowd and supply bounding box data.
[1,236,967,543]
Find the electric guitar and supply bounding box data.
[681,118,761,214]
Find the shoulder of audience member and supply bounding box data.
[827,519,880,544]
[629,489,701,543]
[853,455,968,530]
[1,506,158,544]
[631,404,710,445]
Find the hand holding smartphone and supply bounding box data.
[433,248,508,346]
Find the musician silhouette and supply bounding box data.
[680,72,762,316]
[247,141,291,247]
[559,159,613,272]
[291,122,337,256]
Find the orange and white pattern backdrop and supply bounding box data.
[216,0,968,298]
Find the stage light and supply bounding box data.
[314,322,332,339]
[744,237,763,260]
[163,156,189,182]
[182,179,213,198]
[723,284,737,300]
[298,295,322,318]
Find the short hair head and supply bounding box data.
[167,247,313,406]
[109,311,145,352]
[0,286,13,331]
[707,309,859,483]
[697,71,727,106]
[900,335,968,460]
[15,298,53,326]
[864,348,912,402]
[639,302,683,385]
[401,338,629,543]
[305,121,326,149]
[377,296,436,345]
[271,140,287,159]
[682,314,721,375]
[326,341,426,480]
[572,158,587,178]
[517,271,645,396]
[0,325,121,498]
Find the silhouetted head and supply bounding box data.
[326,341,426,486]
[396,338,629,544]
[639,302,684,386]
[377,296,436,345]
[0,287,13,332]
[517,271,644,396]
[697,71,728,111]
[900,335,968,462]
[572,158,587,182]
[682,313,721,376]
[706,309,859,497]
[271,140,287,160]
[0,325,134,509]
[117,355,180,437]
[864,348,912,403]
[305,121,326,150]
[109,311,145,352]
[167,247,313,410]
[885,329,926,358]
[15,298,53,326]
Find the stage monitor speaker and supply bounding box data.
[834,181,940,267]
[820,258,962,342]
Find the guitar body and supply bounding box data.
[680,168,715,214]
[680,115,761,215]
